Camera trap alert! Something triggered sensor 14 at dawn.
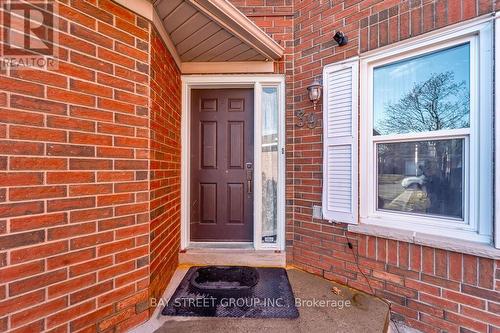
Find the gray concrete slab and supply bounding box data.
[153,268,389,333]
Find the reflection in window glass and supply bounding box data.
[262,87,278,243]
[373,44,470,135]
[377,139,464,219]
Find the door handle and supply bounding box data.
[246,163,253,194]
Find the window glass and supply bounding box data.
[373,44,470,135]
[377,139,464,219]
[261,87,278,243]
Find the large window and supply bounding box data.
[374,44,469,221]
[359,21,493,243]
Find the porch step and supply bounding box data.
[179,248,286,267]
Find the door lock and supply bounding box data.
[246,163,253,194]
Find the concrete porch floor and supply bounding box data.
[133,267,390,333]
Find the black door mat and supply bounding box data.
[162,266,299,319]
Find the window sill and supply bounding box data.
[347,224,499,259]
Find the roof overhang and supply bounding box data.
[115,0,284,73]
[184,0,284,61]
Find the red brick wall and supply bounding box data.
[290,1,500,332]
[0,1,181,332]
[148,28,181,311]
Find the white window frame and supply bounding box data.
[180,75,286,251]
[495,12,500,249]
[359,19,493,244]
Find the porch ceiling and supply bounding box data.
[153,0,284,62]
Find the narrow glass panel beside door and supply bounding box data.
[261,87,278,244]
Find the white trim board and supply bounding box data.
[181,61,274,74]
[495,13,500,249]
[181,74,286,251]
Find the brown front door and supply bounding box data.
[190,89,254,242]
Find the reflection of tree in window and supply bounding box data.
[377,71,469,135]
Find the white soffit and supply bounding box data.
[153,0,284,63]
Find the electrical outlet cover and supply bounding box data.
[312,205,323,219]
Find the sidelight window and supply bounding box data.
[261,87,279,244]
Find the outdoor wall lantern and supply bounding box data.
[307,79,322,110]
[296,79,322,129]
[333,31,348,46]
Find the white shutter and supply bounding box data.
[322,59,359,224]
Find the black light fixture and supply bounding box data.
[333,31,348,46]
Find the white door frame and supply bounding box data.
[180,74,286,251]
